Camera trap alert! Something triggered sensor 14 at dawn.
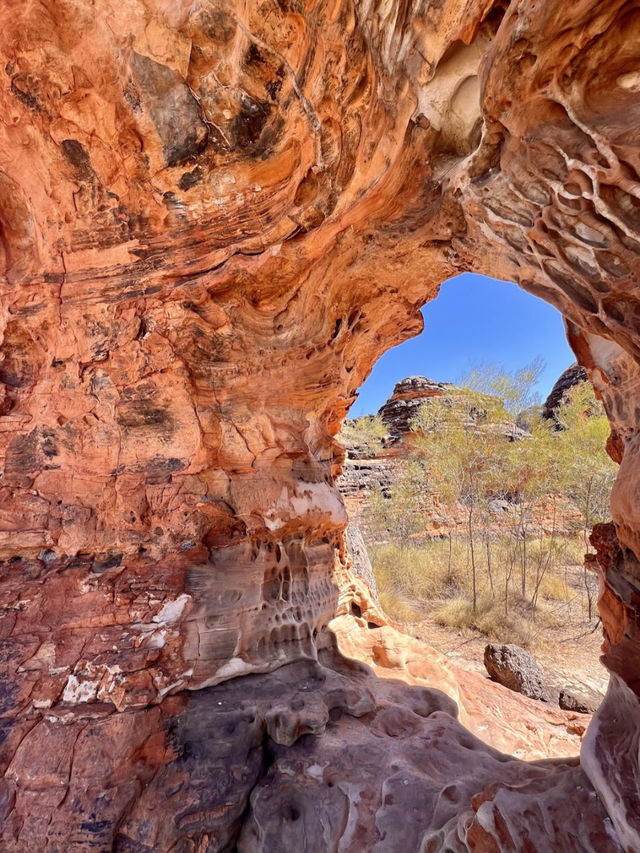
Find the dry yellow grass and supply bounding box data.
[537,573,571,601]
[372,536,585,646]
[433,597,534,646]
[378,591,423,624]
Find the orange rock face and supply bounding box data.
[1,0,639,849]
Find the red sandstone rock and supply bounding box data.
[0,0,639,849]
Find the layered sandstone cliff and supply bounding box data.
[0,0,639,849]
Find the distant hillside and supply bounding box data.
[343,375,523,461]
[339,368,587,542]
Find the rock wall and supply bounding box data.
[1,0,639,849]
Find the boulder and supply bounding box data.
[559,686,603,715]
[484,643,546,700]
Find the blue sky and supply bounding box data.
[350,272,576,417]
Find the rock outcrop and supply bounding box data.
[484,643,546,700]
[378,376,450,439]
[344,522,379,602]
[544,363,589,415]
[1,0,639,850]
[376,375,511,441]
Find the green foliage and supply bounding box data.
[554,383,617,537]
[366,362,616,628]
[369,462,426,546]
[410,386,511,610]
[551,382,616,619]
[339,414,386,456]
[459,357,545,415]
[410,389,506,511]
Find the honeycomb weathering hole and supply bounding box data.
[0,0,639,849]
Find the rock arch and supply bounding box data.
[0,0,638,848]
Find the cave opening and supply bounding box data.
[338,272,612,717]
[3,0,640,846]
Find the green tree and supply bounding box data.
[369,462,425,549]
[501,414,557,600]
[411,390,505,612]
[555,383,617,619]
[460,357,545,416]
[339,414,386,457]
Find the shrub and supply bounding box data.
[537,573,571,601]
[378,590,423,624]
[434,596,533,646]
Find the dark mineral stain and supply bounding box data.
[231,96,272,150]
[42,436,58,458]
[61,139,95,180]
[91,552,123,573]
[0,323,41,388]
[10,73,41,112]
[67,552,94,571]
[130,53,209,167]
[117,405,173,429]
[244,43,266,68]
[276,0,303,12]
[123,82,142,113]
[179,167,204,191]
[164,125,208,168]
[43,272,65,285]
[0,670,19,714]
[200,8,236,43]
[265,67,285,101]
[255,116,284,159]
[145,456,185,484]
[5,430,38,474]
[117,384,175,431]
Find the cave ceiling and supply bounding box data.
[0,0,639,849]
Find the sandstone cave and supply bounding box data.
[0,0,639,850]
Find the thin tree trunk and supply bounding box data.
[583,480,594,620]
[584,564,593,621]
[520,503,527,599]
[468,508,477,613]
[531,544,552,609]
[485,536,494,597]
[584,481,592,551]
[504,549,511,617]
[504,570,509,616]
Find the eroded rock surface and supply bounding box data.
[543,363,589,421]
[0,0,639,849]
[484,643,546,701]
[378,376,451,440]
[344,523,379,602]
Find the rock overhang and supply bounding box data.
[0,0,639,849]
